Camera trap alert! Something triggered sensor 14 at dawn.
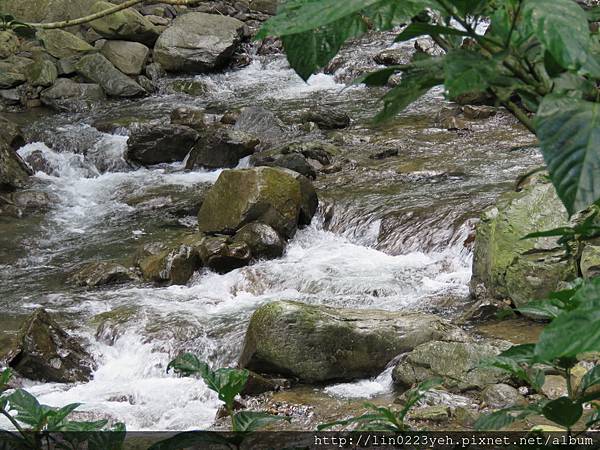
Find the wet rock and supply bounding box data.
[0,88,20,105]
[252,152,316,180]
[233,106,286,148]
[185,127,259,169]
[136,75,156,93]
[392,338,512,392]
[232,222,285,260]
[221,108,241,125]
[25,60,58,88]
[0,134,32,191]
[90,1,160,45]
[170,107,206,131]
[302,108,350,130]
[481,383,526,408]
[154,12,246,73]
[414,37,444,56]
[0,116,25,150]
[541,375,567,400]
[0,31,19,59]
[369,148,398,160]
[6,309,94,383]
[197,167,318,239]
[198,235,252,273]
[71,261,136,288]
[126,123,199,165]
[100,40,150,76]
[0,67,26,89]
[249,0,279,14]
[373,48,410,66]
[75,53,145,97]
[242,371,289,396]
[145,62,166,82]
[36,29,96,59]
[239,301,465,383]
[168,79,208,96]
[463,105,497,120]
[40,78,105,112]
[471,177,577,308]
[93,306,138,346]
[580,242,600,278]
[1,190,56,217]
[139,243,202,285]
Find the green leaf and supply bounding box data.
[375,56,444,122]
[87,422,127,450]
[395,22,470,42]
[522,0,600,76]
[60,419,109,432]
[475,405,541,430]
[497,344,538,364]
[148,431,233,450]
[522,227,577,240]
[6,390,45,428]
[365,0,437,30]
[515,299,565,320]
[46,403,82,430]
[444,49,498,99]
[167,353,205,377]
[542,397,582,428]
[535,95,600,216]
[232,411,290,432]
[356,67,402,86]
[579,365,600,394]
[0,369,11,392]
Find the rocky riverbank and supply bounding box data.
[0,0,577,433]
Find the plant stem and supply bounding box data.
[0,409,37,449]
[27,0,202,29]
[566,368,574,399]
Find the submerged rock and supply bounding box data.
[186,127,258,169]
[75,53,145,97]
[471,177,577,307]
[71,261,136,287]
[197,167,317,239]
[127,123,199,165]
[6,309,94,383]
[392,338,512,392]
[239,301,465,383]
[154,12,246,73]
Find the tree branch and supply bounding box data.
[28,0,203,29]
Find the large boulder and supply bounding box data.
[185,127,259,169]
[36,29,96,59]
[25,60,58,87]
[75,53,145,97]
[127,123,199,165]
[197,167,318,239]
[471,177,578,307]
[154,12,246,73]
[1,0,96,25]
[0,135,32,192]
[239,301,465,383]
[101,41,150,76]
[89,1,159,45]
[392,338,512,392]
[6,309,94,383]
[40,78,106,112]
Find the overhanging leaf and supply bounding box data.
[444,49,498,98]
[542,397,582,428]
[535,95,600,216]
[6,390,45,428]
[232,411,290,432]
[395,22,470,42]
[580,365,600,394]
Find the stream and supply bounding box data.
[0,30,541,430]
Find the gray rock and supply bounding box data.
[0,31,19,59]
[25,60,58,87]
[252,152,316,180]
[6,309,95,383]
[198,235,252,273]
[239,301,465,383]
[40,78,105,112]
[233,106,286,148]
[71,261,136,287]
[75,53,145,97]
[154,12,246,73]
[138,242,202,285]
[170,107,206,131]
[0,132,32,192]
[126,123,199,165]
[303,108,350,129]
[36,29,96,59]
[481,383,526,408]
[145,61,165,81]
[186,127,259,169]
[233,222,285,260]
[101,40,150,75]
[89,0,160,45]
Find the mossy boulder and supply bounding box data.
[392,339,512,392]
[197,167,317,239]
[154,12,245,73]
[40,78,106,112]
[138,242,202,285]
[70,261,136,287]
[239,301,465,383]
[75,53,144,97]
[25,59,58,87]
[90,1,160,45]
[0,31,19,59]
[197,235,252,273]
[185,127,259,169]
[471,178,577,307]
[1,0,96,25]
[6,309,94,383]
[36,29,96,59]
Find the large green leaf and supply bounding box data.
[522,0,600,76]
[46,403,81,430]
[542,397,582,428]
[167,353,205,377]
[148,431,233,450]
[444,49,498,98]
[364,0,438,31]
[6,390,46,428]
[232,411,290,432]
[475,404,542,430]
[535,95,600,216]
[580,365,600,394]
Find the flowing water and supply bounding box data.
[0,31,540,430]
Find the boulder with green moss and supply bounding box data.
[238,301,465,383]
[392,338,512,392]
[471,177,577,307]
[197,167,317,239]
[0,31,19,59]
[25,59,58,87]
[36,29,96,59]
[89,1,159,45]
[75,53,145,97]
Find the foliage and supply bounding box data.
[258,0,600,218]
[0,14,35,37]
[0,368,124,450]
[477,278,600,431]
[317,378,442,431]
[151,354,289,449]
